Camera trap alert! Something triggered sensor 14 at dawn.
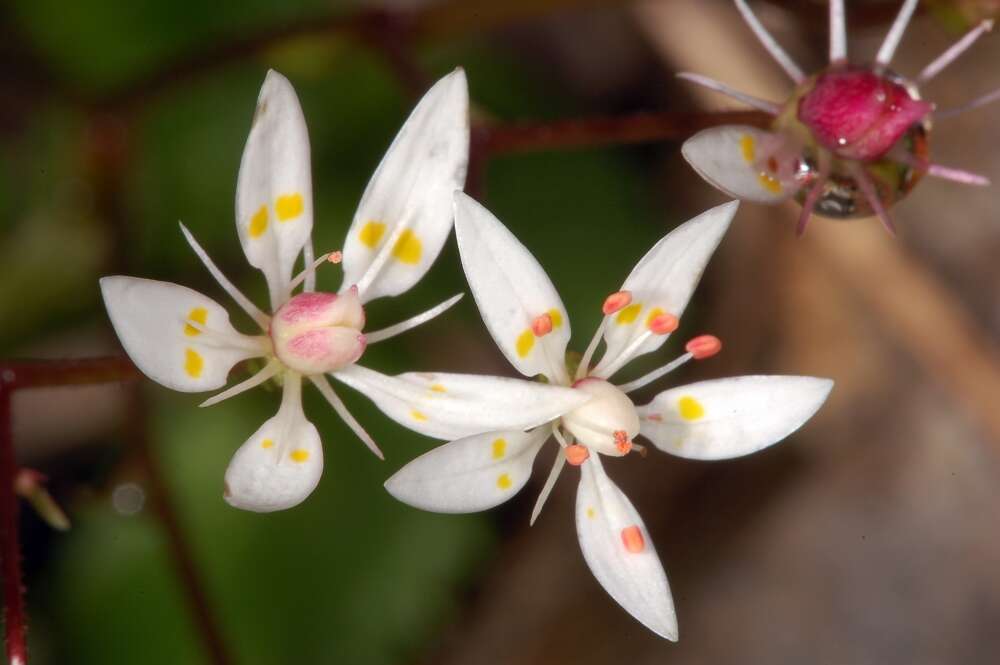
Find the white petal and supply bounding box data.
[331,364,587,440]
[637,375,833,460]
[235,70,314,310]
[453,192,571,384]
[100,276,262,393]
[576,456,676,640]
[385,427,551,513]
[224,375,323,512]
[593,202,736,378]
[681,125,802,204]
[343,69,470,303]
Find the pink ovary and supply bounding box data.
[279,292,339,324]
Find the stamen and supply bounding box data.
[552,425,572,448]
[532,313,554,337]
[365,293,464,345]
[309,374,384,459]
[676,72,782,115]
[200,360,281,408]
[851,165,896,236]
[936,86,1000,119]
[565,444,590,466]
[926,164,991,187]
[530,443,565,526]
[613,430,632,455]
[829,0,847,64]
[875,0,919,68]
[918,19,994,83]
[620,525,646,553]
[593,329,654,380]
[686,334,722,360]
[303,240,316,292]
[733,0,805,83]
[328,250,343,264]
[179,223,269,330]
[602,290,632,315]
[576,317,609,381]
[632,442,648,458]
[647,313,679,335]
[287,251,335,293]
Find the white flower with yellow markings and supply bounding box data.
[101,68,470,512]
[381,194,834,639]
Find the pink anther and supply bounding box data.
[686,334,722,360]
[602,290,632,315]
[613,430,632,455]
[328,250,343,264]
[565,444,590,466]
[620,525,645,553]
[648,313,679,335]
[532,313,553,337]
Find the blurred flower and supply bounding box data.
[378,194,833,639]
[681,0,997,235]
[101,68,470,512]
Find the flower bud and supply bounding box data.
[271,290,366,374]
[561,378,639,457]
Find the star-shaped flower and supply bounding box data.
[376,194,834,639]
[101,68,470,512]
[681,0,996,235]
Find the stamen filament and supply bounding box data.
[303,240,316,292]
[593,329,654,380]
[734,0,805,83]
[936,86,1000,119]
[851,165,896,236]
[530,442,565,527]
[926,164,991,187]
[829,0,847,64]
[199,360,281,408]
[875,0,919,68]
[617,352,693,395]
[796,158,831,237]
[310,374,384,459]
[918,19,994,83]
[552,425,572,448]
[287,252,333,293]
[576,317,609,381]
[179,223,270,330]
[676,73,782,115]
[365,294,464,345]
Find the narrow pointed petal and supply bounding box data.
[236,70,315,310]
[592,202,736,378]
[637,375,833,460]
[453,192,571,384]
[682,126,802,204]
[576,456,677,640]
[385,427,550,513]
[100,276,263,392]
[224,376,323,512]
[331,364,588,440]
[343,69,470,303]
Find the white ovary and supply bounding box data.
[270,289,367,375]
[561,378,639,456]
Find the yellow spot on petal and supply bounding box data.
[184,348,204,378]
[491,438,507,460]
[184,307,208,336]
[290,449,310,463]
[410,410,428,422]
[430,384,446,393]
[586,507,596,519]
[547,308,563,329]
[249,205,268,238]
[515,329,535,358]
[678,395,705,421]
[616,303,642,325]
[644,307,664,328]
[275,193,304,221]
[392,229,422,265]
[740,134,756,164]
[497,473,512,490]
[261,438,274,449]
[758,172,782,194]
[359,221,386,248]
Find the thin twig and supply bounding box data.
[0,378,27,665]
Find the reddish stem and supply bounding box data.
[0,378,27,665]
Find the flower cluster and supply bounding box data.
[681,0,997,235]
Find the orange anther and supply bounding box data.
[613,430,632,455]
[532,313,553,337]
[686,334,722,360]
[602,290,632,315]
[620,525,645,553]
[647,313,679,335]
[328,250,343,264]
[564,444,590,466]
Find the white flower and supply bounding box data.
[100,68,470,512]
[379,194,834,639]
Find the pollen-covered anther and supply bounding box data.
[602,290,633,315]
[328,250,343,264]
[686,334,722,360]
[647,313,679,335]
[613,430,632,455]
[564,444,590,466]
[620,525,645,553]
[532,313,554,337]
